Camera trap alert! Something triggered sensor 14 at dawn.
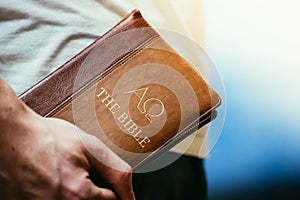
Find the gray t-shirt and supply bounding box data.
[0,0,131,95]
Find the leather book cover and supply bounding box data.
[19,9,221,171]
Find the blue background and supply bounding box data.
[203,0,300,199]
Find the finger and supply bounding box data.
[91,166,135,200]
[85,179,117,200]
[79,132,135,200]
[104,168,135,200]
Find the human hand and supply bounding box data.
[0,78,135,200]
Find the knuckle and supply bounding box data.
[124,164,133,175]
[116,165,133,183]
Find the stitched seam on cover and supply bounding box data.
[133,93,221,169]
[134,112,215,169]
[170,49,221,108]
[49,36,160,117]
[133,81,221,169]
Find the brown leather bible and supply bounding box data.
[19,9,221,171]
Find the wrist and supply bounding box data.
[0,78,27,122]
